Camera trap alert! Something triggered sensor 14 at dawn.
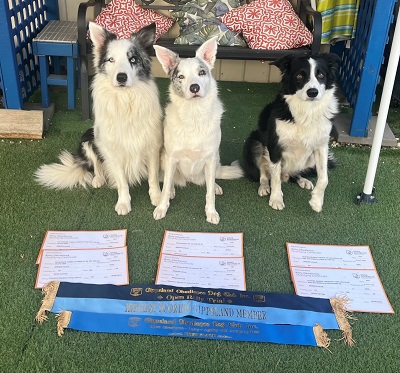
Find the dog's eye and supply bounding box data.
[296,73,303,80]
[178,74,184,80]
[199,69,206,76]
[317,72,325,79]
[130,57,136,64]
[107,57,114,63]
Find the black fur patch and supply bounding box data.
[74,128,102,172]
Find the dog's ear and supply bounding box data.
[154,45,179,75]
[320,53,341,71]
[196,36,218,68]
[318,53,341,81]
[270,55,294,74]
[89,22,116,48]
[134,23,157,49]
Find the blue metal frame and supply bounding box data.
[339,0,397,137]
[0,0,59,109]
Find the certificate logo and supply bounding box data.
[128,317,141,328]
[130,287,143,296]
[253,295,266,303]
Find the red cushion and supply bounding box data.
[92,0,174,40]
[219,0,313,50]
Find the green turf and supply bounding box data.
[0,80,399,373]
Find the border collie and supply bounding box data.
[243,53,340,212]
[152,37,243,224]
[34,23,163,215]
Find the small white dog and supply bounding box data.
[153,37,243,224]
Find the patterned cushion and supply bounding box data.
[172,0,247,46]
[219,0,314,50]
[92,0,174,41]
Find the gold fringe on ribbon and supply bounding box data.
[330,297,356,346]
[313,324,331,348]
[35,281,60,324]
[56,310,72,337]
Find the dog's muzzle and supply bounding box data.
[116,73,128,86]
[190,84,200,94]
[306,88,319,98]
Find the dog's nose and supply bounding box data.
[117,73,128,84]
[190,84,200,94]
[307,88,319,98]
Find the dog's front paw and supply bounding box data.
[297,177,314,190]
[92,175,106,189]
[269,196,285,210]
[206,210,220,225]
[258,184,270,197]
[153,204,168,220]
[115,201,131,215]
[309,196,323,212]
[309,189,324,212]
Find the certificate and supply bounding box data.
[156,255,245,290]
[156,231,245,290]
[37,229,127,263]
[161,230,243,257]
[35,247,129,289]
[287,243,394,313]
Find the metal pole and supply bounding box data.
[357,12,400,204]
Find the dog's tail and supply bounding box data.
[327,150,337,169]
[242,130,262,182]
[34,151,93,189]
[216,160,244,179]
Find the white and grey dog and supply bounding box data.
[153,37,243,224]
[35,22,163,215]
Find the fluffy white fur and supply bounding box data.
[35,23,163,215]
[91,76,162,215]
[153,37,243,224]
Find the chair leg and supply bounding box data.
[39,55,50,108]
[80,56,91,120]
[67,56,76,110]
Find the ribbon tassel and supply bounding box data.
[35,281,60,323]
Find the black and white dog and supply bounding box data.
[243,53,340,212]
[35,23,163,215]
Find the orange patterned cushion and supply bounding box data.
[219,0,313,50]
[92,0,174,40]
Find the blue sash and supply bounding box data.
[37,282,353,345]
[56,310,330,347]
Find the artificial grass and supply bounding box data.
[0,79,399,373]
